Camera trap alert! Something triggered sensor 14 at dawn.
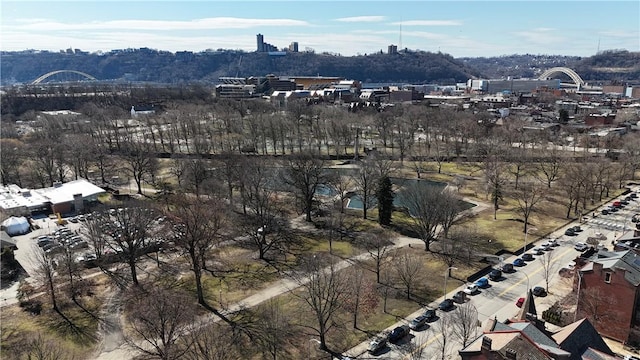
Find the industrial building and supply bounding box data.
[0,179,106,217]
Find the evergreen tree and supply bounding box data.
[376,176,394,226]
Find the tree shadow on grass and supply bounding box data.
[46,308,98,345]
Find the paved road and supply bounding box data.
[345,186,640,360]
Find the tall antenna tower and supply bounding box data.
[597,38,601,54]
[399,19,403,51]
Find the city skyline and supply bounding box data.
[1,0,639,58]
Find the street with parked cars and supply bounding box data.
[346,187,640,359]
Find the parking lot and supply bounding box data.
[584,192,640,236]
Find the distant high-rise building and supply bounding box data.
[289,42,299,52]
[388,44,398,55]
[257,34,264,52]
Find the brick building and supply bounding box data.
[575,250,640,344]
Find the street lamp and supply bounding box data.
[444,266,458,299]
[523,226,538,254]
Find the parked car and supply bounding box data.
[452,290,466,303]
[474,277,489,289]
[521,253,534,261]
[367,337,387,354]
[463,284,478,295]
[601,208,610,215]
[409,314,430,330]
[516,297,525,308]
[388,325,410,343]
[501,263,515,273]
[531,248,545,255]
[574,242,588,252]
[513,258,525,267]
[540,241,554,250]
[423,309,437,322]
[489,269,502,281]
[438,299,455,311]
[572,225,583,232]
[564,228,576,236]
[532,286,547,297]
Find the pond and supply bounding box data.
[346,178,475,213]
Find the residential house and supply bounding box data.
[575,250,640,344]
[460,290,616,360]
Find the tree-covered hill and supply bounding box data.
[0,49,482,85]
[1,49,637,86]
[459,50,640,83]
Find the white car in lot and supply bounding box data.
[574,242,588,251]
[463,284,478,295]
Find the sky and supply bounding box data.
[1,0,638,58]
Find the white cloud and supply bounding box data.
[7,17,309,31]
[392,20,462,26]
[334,16,386,23]
[513,28,565,45]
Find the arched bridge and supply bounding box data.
[31,70,97,85]
[538,67,585,87]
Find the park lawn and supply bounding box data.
[1,292,105,358]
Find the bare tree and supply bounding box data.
[393,250,423,300]
[578,287,623,330]
[538,250,557,293]
[450,302,479,347]
[283,152,328,222]
[534,147,563,188]
[398,331,429,360]
[352,157,379,219]
[120,141,159,195]
[514,182,545,233]
[104,201,159,286]
[435,234,465,274]
[363,231,393,283]
[20,332,78,360]
[126,286,196,360]
[398,182,445,252]
[439,189,464,238]
[433,314,453,360]
[343,266,379,329]
[181,323,242,360]
[242,159,289,260]
[59,247,82,301]
[484,154,507,220]
[292,255,349,351]
[253,299,297,360]
[168,194,227,306]
[30,248,59,311]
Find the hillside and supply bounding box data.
[1,49,638,86]
[0,49,482,86]
[460,51,640,83]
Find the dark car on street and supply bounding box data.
[533,286,547,297]
[522,253,534,261]
[409,314,429,330]
[489,269,502,280]
[565,228,576,236]
[501,263,515,273]
[388,325,410,343]
[423,309,437,322]
[438,299,455,311]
